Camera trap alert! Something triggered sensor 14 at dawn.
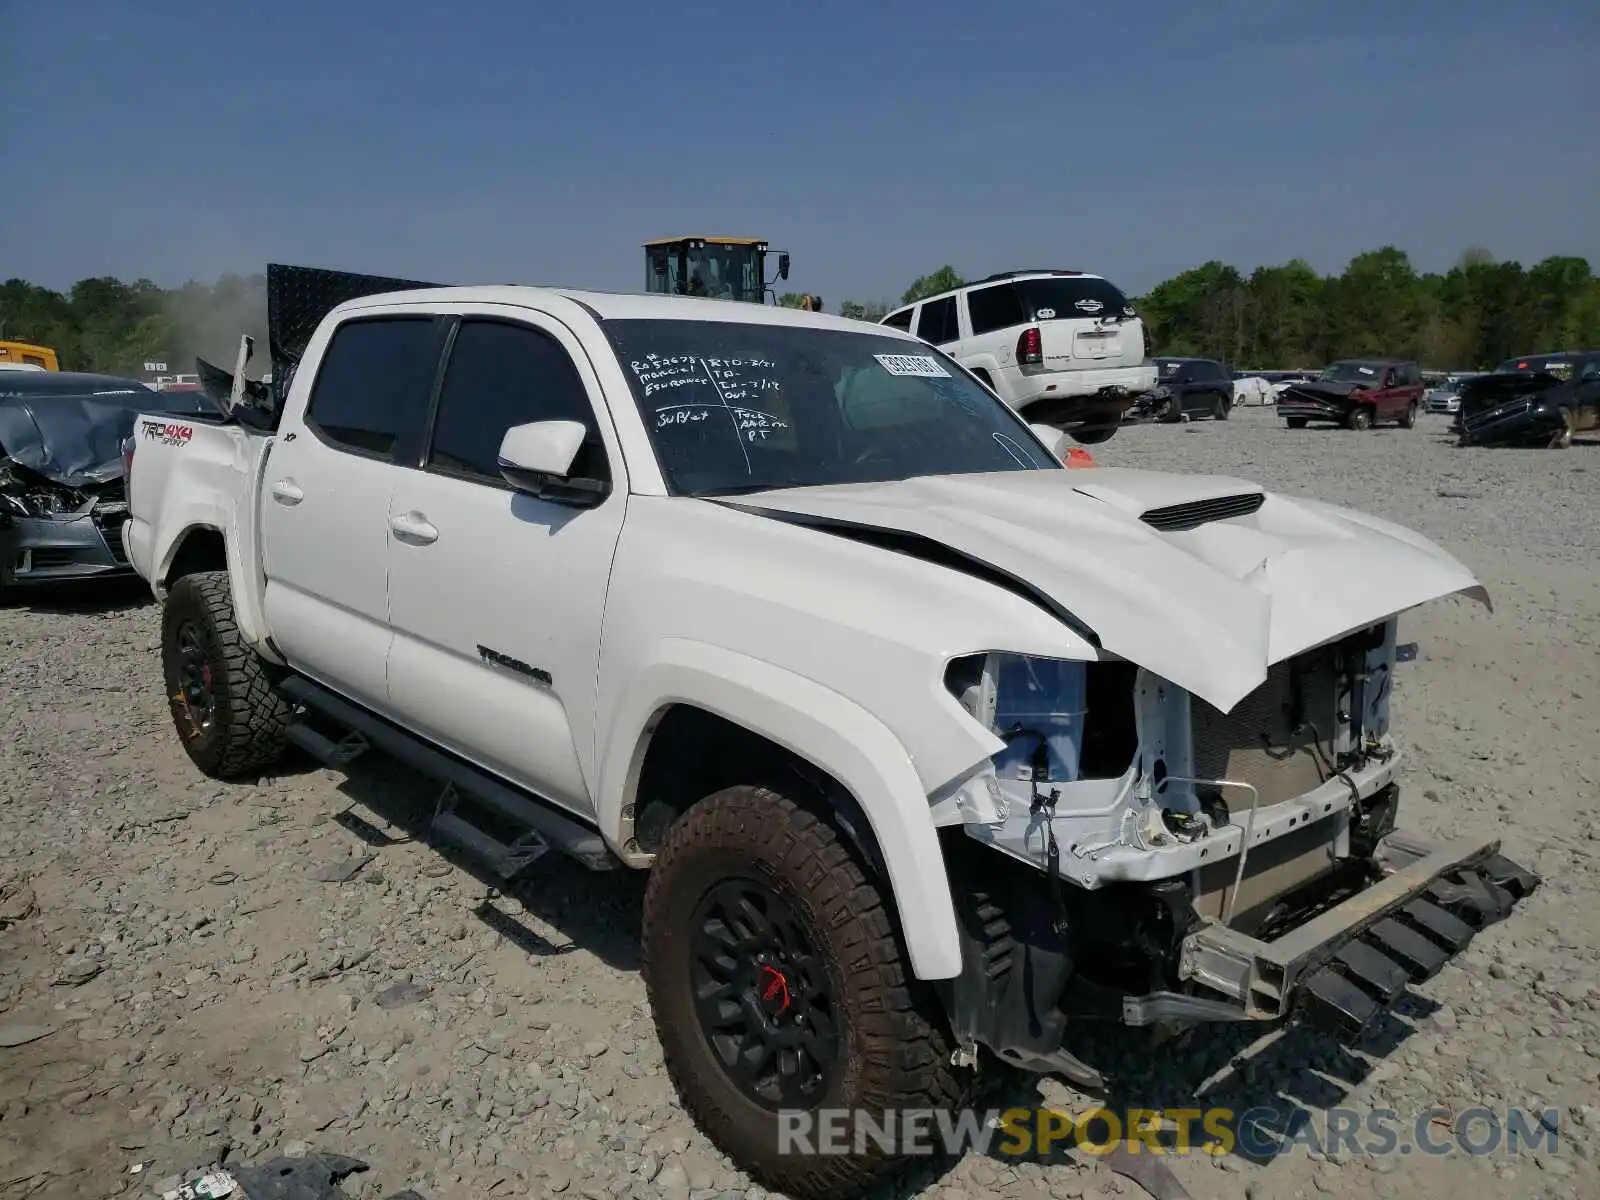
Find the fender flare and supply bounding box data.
[597,637,964,980]
[152,508,275,659]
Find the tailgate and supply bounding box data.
[1038,317,1147,368]
[1012,275,1146,371]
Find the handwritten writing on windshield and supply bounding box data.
[628,354,789,445]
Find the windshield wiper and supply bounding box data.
[686,479,815,498]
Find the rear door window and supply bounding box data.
[966,283,1027,336]
[305,317,442,458]
[1012,276,1133,321]
[915,296,959,345]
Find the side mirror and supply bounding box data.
[497,420,610,507]
[778,252,791,281]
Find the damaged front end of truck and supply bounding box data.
[1276,379,1371,428]
[932,627,1538,1087]
[738,472,1545,1089]
[1456,365,1594,448]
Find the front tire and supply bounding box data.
[1400,402,1418,429]
[1346,407,1373,431]
[642,785,961,1200]
[1213,394,1231,420]
[161,570,289,779]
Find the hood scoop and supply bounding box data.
[1140,492,1265,532]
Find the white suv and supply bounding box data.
[881,269,1156,444]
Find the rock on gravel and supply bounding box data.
[1,413,1596,1199]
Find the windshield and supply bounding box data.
[1320,362,1385,383]
[1013,276,1135,321]
[685,245,763,302]
[1495,355,1575,380]
[0,389,209,483]
[601,319,1060,495]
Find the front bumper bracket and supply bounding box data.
[1140,830,1539,1040]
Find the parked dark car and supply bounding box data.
[1456,351,1600,448]
[1130,356,1233,421]
[1278,359,1423,430]
[0,372,212,599]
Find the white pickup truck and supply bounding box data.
[125,264,1537,1199]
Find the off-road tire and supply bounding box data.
[1071,424,1118,445]
[161,570,290,779]
[642,785,962,1200]
[1286,417,1308,429]
[1346,407,1373,431]
[1399,402,1418,429]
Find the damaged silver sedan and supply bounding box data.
[0,373,212,598]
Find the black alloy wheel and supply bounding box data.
[172,619,219,738]
[689,875,842,1109]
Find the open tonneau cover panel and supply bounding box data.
[194,354,270,413]
[265,263,443,422]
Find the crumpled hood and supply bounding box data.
[0,391,209,488]
[726,468,1488,713]
[1282,380,1368,403]
[1458,371,1564,416]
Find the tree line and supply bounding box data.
[3,246,1596,378]
[838,249,1600,370]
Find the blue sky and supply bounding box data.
[3,0,1596,302]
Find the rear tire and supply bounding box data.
[642,785,962,1200]
[161,570,289,779]
[1346,407,1373,431]
[1286,417,1308,429]
[1071,425,1117,445]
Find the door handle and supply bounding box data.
[270,480,304,505]
[390,511,439,545]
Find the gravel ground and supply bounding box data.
[2,407,1597,1200]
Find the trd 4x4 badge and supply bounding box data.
[139,418,194,447]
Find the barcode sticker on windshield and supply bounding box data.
[875,353,950,378]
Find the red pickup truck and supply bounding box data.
[1279,359,1425,430]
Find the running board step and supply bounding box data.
[431,808,551,882]
[286,722,370,766]
[278,676,617,871]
